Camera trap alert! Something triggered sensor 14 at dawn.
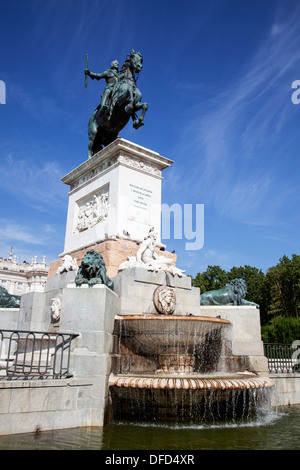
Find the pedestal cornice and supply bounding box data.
[61,138,173,192]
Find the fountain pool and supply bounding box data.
[0,405,298,450]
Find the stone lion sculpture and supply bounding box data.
[0,286,21,308]
[200,278,258,307]
[75,249,114,290]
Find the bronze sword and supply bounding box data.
[85,54,88,88]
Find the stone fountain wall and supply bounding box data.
[200,305,269,377]
[0,269,118,435]
[108,268,273,423]
[113,267,201,316]
[111,267,269,377]
[0,262,273,434]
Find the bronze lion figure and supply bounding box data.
[0,286,20,308]
[75,249,114,290]
[200,278,258,307]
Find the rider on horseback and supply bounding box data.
[85,60,121,115]
[85,51,148,158]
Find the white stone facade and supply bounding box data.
[0,254,49,295]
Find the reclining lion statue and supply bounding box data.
[0,286,21,308]
[75,249,114,290]
[200,278,258,307]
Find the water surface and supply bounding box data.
[0,405,299,450]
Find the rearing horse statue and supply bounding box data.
[85,51,148,159]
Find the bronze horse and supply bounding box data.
[86,51,148,158]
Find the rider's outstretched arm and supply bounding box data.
[86,70,108,81]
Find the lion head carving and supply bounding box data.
[153,285,176,315]
[200,278,258,307]
[75,249,114,290]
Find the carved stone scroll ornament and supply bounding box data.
[69,154,160,192]
[118,154,160,176]
[153,286,176,315]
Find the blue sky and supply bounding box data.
[0,0,299,277]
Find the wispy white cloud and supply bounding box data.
[0,153,66,213]
[0,218,63,264]
[9,83,66,122]
[0,220,44,245]
[173,4,300,226]
[178,247,232,275]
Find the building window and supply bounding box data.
[1,280,7,288]
[17,282,23,290]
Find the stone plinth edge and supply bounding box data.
[61,138,173,192]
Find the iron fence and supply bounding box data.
[0,329,78,380]
[264,343,300,374]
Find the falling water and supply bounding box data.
[109,315,273,424]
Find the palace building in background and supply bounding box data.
[0,249,49,295]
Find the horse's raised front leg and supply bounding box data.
[87,110,99,158]
[132,102,148,129]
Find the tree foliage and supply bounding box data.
[227,265,267,320]
[192,265,227,293]
[264,255,300,319]
[261,316,300,344]
[192,254,300,343]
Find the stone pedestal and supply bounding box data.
[114,267,201,316]
[47,138,174,280]
[17,270,118,427]
[48,238,177,280]
[200,305,269,376]
[61,138,173,255]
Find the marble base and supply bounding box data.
[61,138,173,255]
[113,267,201,316]
[48,238,177,280]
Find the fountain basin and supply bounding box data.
[116,314,231,356]
[111,313,274,422]
[109,373,274,422]
[109,373,273,391]
[114,314,231,374]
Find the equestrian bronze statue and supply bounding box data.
[85,50,148,159]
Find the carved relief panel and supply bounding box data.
[73,186,109,234]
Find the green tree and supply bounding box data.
[192,265,228,293]
[261,316,300,344]
[191,255,300,337]
[227,265,267,323]
[265,254,300,319]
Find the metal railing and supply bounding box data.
[264,343,300,374]
[0,330,78,380]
